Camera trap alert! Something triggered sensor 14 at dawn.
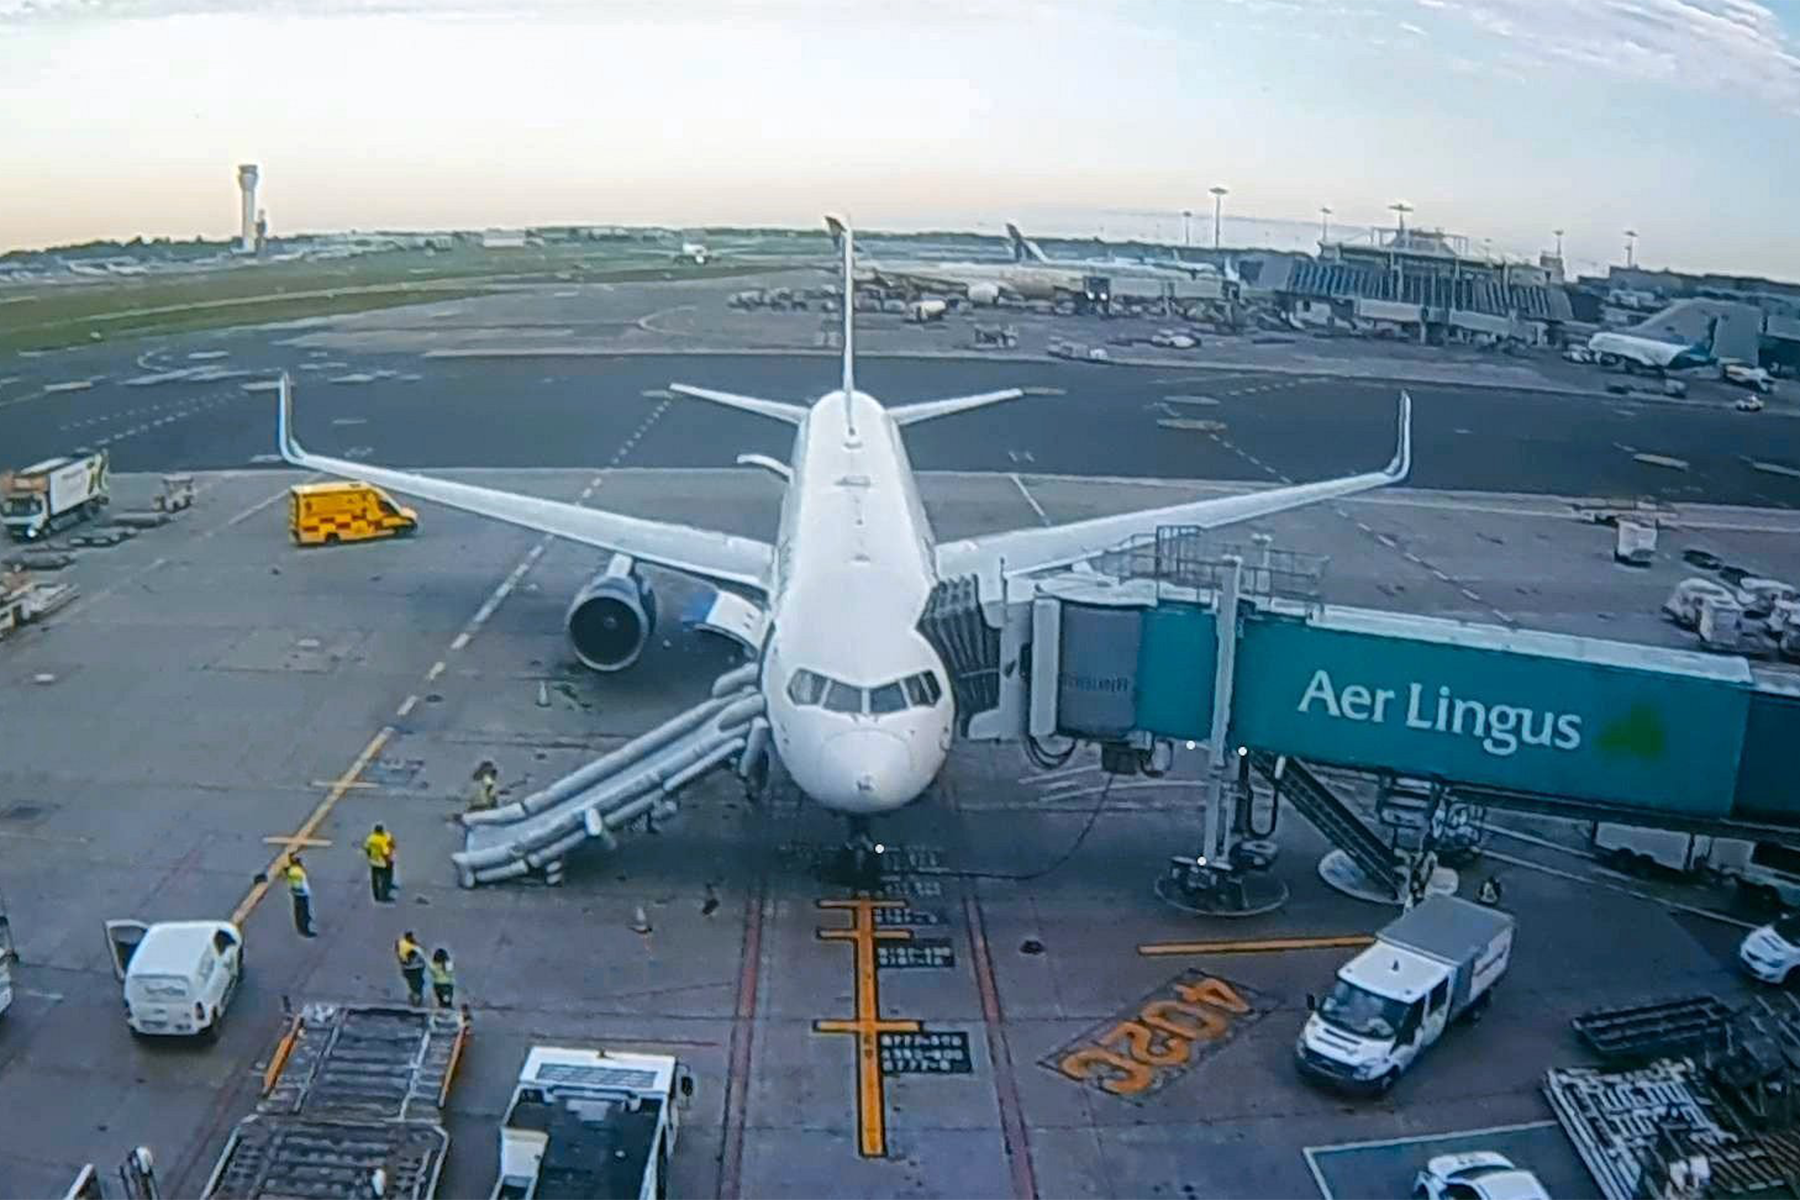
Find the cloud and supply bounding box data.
[1398,19,1427,34]
[1432,0,1800,113]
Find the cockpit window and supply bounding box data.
[902,671,944,707]
[869,682,907,715]
[787,669,826,706]
[823,679,864,714]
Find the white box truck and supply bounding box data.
[2,450,109,541]
[1297,895,1514,1094]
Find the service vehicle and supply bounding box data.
[289,480,417,545]
[2,449,109,541]
[1589,824,1800,908]
[104,919,243,1039]
[1739,912,1800,984]
[202,1001,467,1200]
[1412,1152,1550,1200]
[1724,362,1776,393]
[492,1044,695,1200]
[1296,895,1514,1093]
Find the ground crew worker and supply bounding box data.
[1477,874,1504,907]
[465,760,498,814]
[428,947,456,1009]
[284,855,317,938]
[396,931,427,1007]
[363,824,396,903]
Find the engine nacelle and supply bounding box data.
[565,554,657,672]
[967,282,1002,306]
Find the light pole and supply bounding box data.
[1209,185,1228,251]
[1624,229,1637,268]
[1182,209,1193,248]
[1388,200,1413,238]
[1553,228,1565,259]
[1319,205,1332,244]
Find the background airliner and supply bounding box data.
[275,218,1412,828]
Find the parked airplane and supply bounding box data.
[1004,222,1236,301]
[1588,317,1718,374]
[275,219,1412,847]
[824,215,1085,305]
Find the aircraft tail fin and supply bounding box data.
[827,213,859,438]
[1005,222,1049,264]
[824,215,847,251]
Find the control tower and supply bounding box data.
[236,164,259,253]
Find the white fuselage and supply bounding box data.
[760,389,954,815]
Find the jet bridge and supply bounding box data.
[454,663,767,888]
[929,525,1800,909]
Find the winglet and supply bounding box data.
[1386,390,1413,480]
[275,371,304,465]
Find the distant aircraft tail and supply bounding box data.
[825,215,847,251]
[1699,315,1720,357]
[1005,222,1050,264]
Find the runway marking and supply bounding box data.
[395,694,420,718]
[1459,587,1481,602]
[1137,935,1374,957]
[261,835,332,848]
[449,631,470,651]
[813,899,921,1158]
[425,660,447,681]
[1011,473,1051,526]
[965,892,1037,1200]
[234,726,393,925]
[718,880,768,1200]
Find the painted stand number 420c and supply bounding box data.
[1057,976,1254,1097]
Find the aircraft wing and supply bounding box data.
[936,392,1412,582]
[275,375,773,591]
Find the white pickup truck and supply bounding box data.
[1297,895,1514,1094]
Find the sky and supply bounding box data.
[1,0,1797,277]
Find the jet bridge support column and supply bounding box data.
[1156,557,1287,917]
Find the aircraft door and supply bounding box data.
[104,920,150,981]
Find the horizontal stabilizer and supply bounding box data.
[891,388,1025,427]
[669,384,808,425]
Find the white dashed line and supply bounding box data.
[396,694,420,717]
[1010,473,1051,526]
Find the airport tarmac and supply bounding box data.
[4,275,1800,1198]
[2,271,1798,509]
[1,464,1793,1199]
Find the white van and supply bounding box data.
[105,920,244,1039]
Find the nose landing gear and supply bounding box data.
[829,816,888,891]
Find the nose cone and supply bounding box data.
[814,730,919,813]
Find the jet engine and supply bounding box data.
[565,554,657,672]
[966,282,1002,306]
